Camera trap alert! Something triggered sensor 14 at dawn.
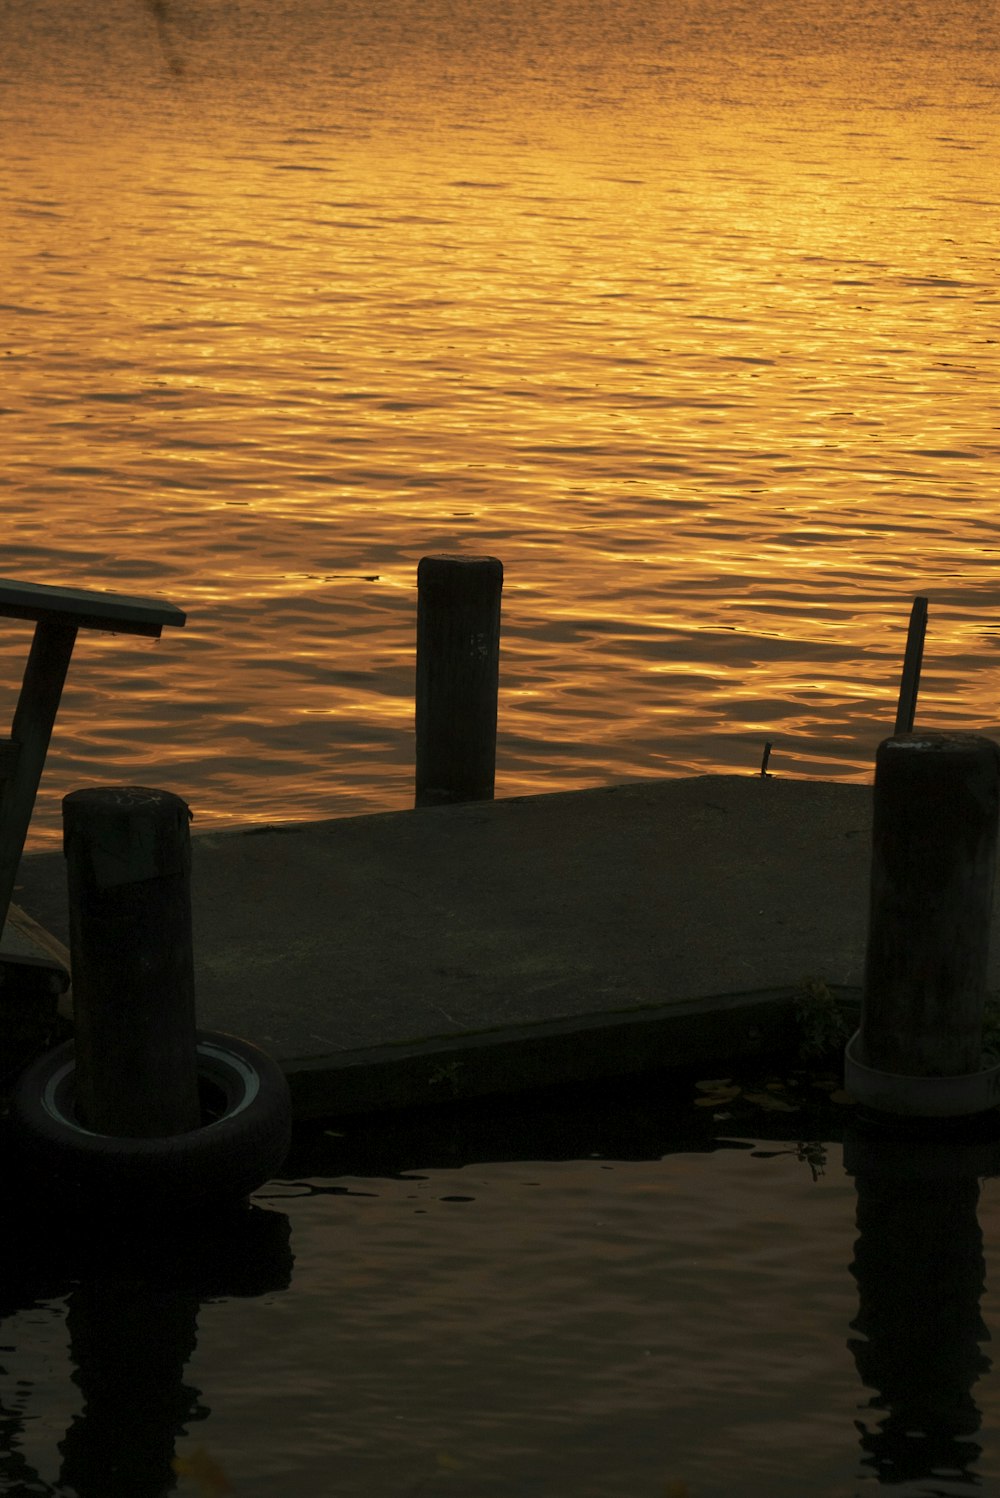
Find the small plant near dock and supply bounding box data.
[751,1139,829,1182]
[794,977,852,1061]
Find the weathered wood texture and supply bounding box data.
[64,786,201,1136]
[861,732,1000,1076]
[415,555,503,807]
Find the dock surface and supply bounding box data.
[13,773,970,1119]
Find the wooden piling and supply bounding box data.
[63,786,201,1136]
[415,555,502,808]
[860,732,1000,1077]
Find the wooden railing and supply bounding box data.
[0,578,186,935]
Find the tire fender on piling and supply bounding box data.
[9,1031,292,1207]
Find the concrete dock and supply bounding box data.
[6,773,929,1119]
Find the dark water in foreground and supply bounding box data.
[3,1074,1000,1497]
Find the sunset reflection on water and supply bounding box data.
[1,0,997,845]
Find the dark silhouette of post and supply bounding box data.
[64,786,201,1136]
[860,732,1000,1076]
[415,555,502,807]
[894,596,928,736]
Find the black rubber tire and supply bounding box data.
[8,1030,292,1209]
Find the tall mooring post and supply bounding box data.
[415,554,503,808]
[64,786,201,1136]
[846,732,1000,1114]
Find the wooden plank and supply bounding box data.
[894,595,928,736]
[0,951,67,1094]
[5,900,72,999]
[2,904,73,1034]
[0,577,186,636]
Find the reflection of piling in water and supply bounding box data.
[0,1200,293,1498]
[845,1127,995,1487]
[49,1207,293,1498]
[60,1277,202,1498]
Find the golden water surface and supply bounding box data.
[2,0,998,844]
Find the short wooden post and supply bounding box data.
[63,787,201,1136]
[415,555,502,808]
[893,595,928,736]
[860,732,1000,1077]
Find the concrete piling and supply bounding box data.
[859,732,1000,1080]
